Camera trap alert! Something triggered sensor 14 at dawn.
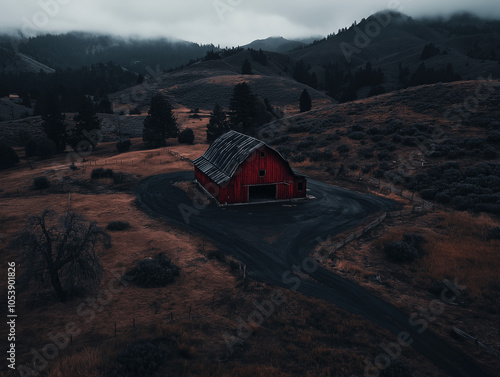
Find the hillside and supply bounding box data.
[286,11,500,98]
[261,79,500,213]
[110,52,334,113]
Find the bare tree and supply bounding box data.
[10,209,110,302]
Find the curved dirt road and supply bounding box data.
[135,171,491,377]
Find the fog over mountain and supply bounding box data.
[1,0,499,46]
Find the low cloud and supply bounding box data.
[1,0,499,45]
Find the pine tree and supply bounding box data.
[228,83,257,132]
[142,93,178,148]
[299,89,312,113]
[41,91,67,153]
[241,59,253,75]
[69,96,101,151]
[206,103,230,143]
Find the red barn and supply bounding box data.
[193,130,307,205]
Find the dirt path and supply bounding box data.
[135,171,492,377]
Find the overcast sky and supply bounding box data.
[1,0,500,46]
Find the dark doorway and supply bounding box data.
[248,184,276,202]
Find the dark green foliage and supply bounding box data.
[118,340,166,377]
[409,62,461,86]
[37,137,57,159]
[106,221,130,231]
[299,89,312,113]
[228,83,258,132]
[409,162,500,215]
[91,168,114,179]
[420,43,440,60]
[293,60,317,89]
[249,49,268,65]
[380,359,415,377]
[348,131,366,140]
[112,172,131,185]
[337,144,350,154]
[127,253,180,288]
[241,58,253,74]
[116,138,131,153]
[204,50,221,61]
[206,103,230,143]
[384,233,425,262]
[178,128,195,144]
[33,176,51,190]
[40,90,67,153]
[487,227,500,240]
[143,93,178,148]
[68,96,101,152]
[307,149,333,162]
[0,140,19,169]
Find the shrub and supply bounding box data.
[348,131,366,140]
[349,163,359,170]
[308,149,333,162]
[359,148,374,159]
[384,241,420,262]
[487,227,500,240]
[106,221,130,231]
[25,137,57,159]
[484,147,498,160]
[118,340,166,377]
[0,140,20,170]
[380,359,415,377]
[297,138,315,150]
[91,168,114,179]
[370,134,384,142]
[290,154,305,163]
[337,144,350,154]
[178,128,195,144]
[384,233,425,262]
[33,176,50,190]
[113,172,131,184]
[127,253,180,287]
[116,139,131,153]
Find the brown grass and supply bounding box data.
[419,212,500,298]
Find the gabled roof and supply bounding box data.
[193,130,302,185]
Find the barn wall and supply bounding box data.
[225,146,306,203]
[195,147,306,205]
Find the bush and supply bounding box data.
[25,137,56,159]
[380,359,415,377]
[91,168,114,179]
[484,147,498,160]
[337,144,350,154]
[349,163,359,170]
[385,241,420,262]
[348,131,366,140]
[308,149,333,162]
[118,340,166,377]
[384,233,425,262]
[178,128,195,144]
[127,253,180,287]
[106,221,130,231]
[0,140,20,170]
[36,137,57,159]
[113,172,131,184]
[33,176,50,190]
[116,139,131,153]
[487,227,500,240]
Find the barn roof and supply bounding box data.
[193,130,302,185]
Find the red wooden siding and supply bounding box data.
[196,146,306,204]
